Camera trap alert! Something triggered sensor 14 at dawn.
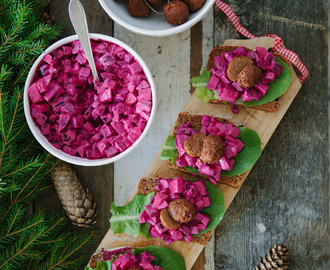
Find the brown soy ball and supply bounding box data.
[227,56,254,82]
[237,65,262,88]
[160,208,181,230]
[163,0,189,26]
[200,135,224,164]
[127,0,151,17]
[182,0,206,12]
[183,132,206,157]
[149,0,167,5]
[168,198,196,223]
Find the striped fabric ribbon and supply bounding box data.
[215,0,309,83]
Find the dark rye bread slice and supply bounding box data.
[137,177,212,246]
[206,45,290,112]
[166,112,244,189]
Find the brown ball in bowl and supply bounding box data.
[163,0,189,25]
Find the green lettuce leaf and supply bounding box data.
[196,180,225,236]
[131,246,186,270]
[160,127,261,178]
[191,57,292,105]
[160,136,178,164]
[109,180,225,239]
[110,193,154,238]
[84,247,186,270]
[191,69,218,103]
[221,127,261,177]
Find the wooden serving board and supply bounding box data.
[97,37,301,269]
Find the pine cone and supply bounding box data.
[51,161,98,227]
[254,244,289,270]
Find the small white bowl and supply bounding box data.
[24,33,156,166]
[98,0,215,37]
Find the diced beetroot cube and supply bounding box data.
[169,229,183,241]
[114,139,128,152]
[138,89,152,101]
[136,99,151,113]
[43,83,63,103]
[207,75,220,90]
[40,123,50,135]
[60,102,75,115]
[232,46,247,56]
[49,136,62,149]
[99,88,112,102]
[241,89,262,102]
[58,114,70,131]
[100,72,114,81]
[169,177,184,193]
[62,129,76,143]
[53,49,64,59]
[75,53,86,65]
[105,146,119,158]
[61,59,72,73]
[90,144,101,159]
[43,53,52,64]
[126,93,137,105]
[111,122,125,134]
[90,133,102,143]
[99,53,116,67]
[254,82,269,96]
[128,61,142,74]
[190,226,199,235]
[198,223,207,231]
[246,51,259,63]
[136,80,150,90]
[28,83,44,103]
[62,145,77,156]
[223,51,235,63]
[270,61,284,75]
[203,196,211,207]
[43,74,52,87]
[264,52,275,64]
[97,139,108,154]
[257,59,268,71]
[79,67,91,78]
[179,225,191,236]
[256,46,267,58]
[218,85,239,103]
[201,214,210,225]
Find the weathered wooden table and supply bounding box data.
[45,0,329,269]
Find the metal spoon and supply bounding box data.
[68,0,99,82]
[143,0,170,14]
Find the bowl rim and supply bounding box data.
[24,33,156,166]
[98,0,216,37]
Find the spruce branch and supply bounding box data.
[0,0,97,269]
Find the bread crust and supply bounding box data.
[167,112,244,189]
[206,45,289,112]
[137,177,212,245]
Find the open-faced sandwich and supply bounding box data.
[191,45,292,112]
[160,112,261,189]
[110,177,225,245]
[86,245,186,270]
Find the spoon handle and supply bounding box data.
[68,0,99,82]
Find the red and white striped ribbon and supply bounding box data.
[215,0,309,83]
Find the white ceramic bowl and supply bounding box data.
[24,33,156,166]
[98,0,215,36]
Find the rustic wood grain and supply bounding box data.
[213,1,329,269]
[97,37,302,269]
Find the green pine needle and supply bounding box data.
[0,1,96,269]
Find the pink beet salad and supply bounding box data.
[139,177,211,244]
[27,39,152,159]
[176,115,244,184]
[208,46,284,103]
[105,249,161,270]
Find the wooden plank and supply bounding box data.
[214,1,329,269]
[97,37,301,269]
